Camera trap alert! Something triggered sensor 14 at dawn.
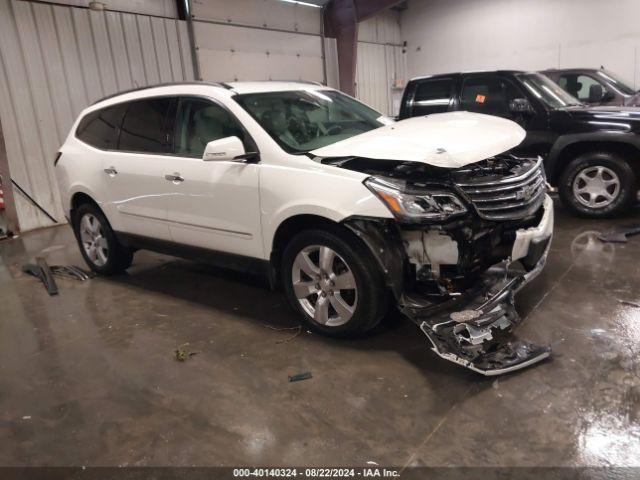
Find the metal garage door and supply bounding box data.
[0,0,194,231]
[191,0,328,85]
[356,10,407,117]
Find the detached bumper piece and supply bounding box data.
[402,275,551,376]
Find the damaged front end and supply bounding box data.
[337,155,553,376]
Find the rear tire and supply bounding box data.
[558,152,637,218]
[281,227,388,338]
[73,203,133,274]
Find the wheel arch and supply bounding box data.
[69,191,102,224]
[547,134,640,185]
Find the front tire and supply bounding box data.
[281,227,388,338]
[73,203,133,274]
[558,152,637,218]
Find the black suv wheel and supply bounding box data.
[73,203,134,274]
[281,227,388,338]
[558,152,637,218]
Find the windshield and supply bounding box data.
[517,73,582,108]
[234,90,385,154]
[596,70,636,95]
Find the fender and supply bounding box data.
[67,184,122,231]
[546,132,640,183]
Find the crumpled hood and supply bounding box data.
[311,111,526,168]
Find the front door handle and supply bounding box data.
[165,173,184,183]
[104,166,118,176]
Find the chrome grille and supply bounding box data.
[454,158,546,220]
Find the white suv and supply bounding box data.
[56,81,554,375]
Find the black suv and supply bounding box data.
[399,71,640,217]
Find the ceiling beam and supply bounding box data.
[324,0,404,95]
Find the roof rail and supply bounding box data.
[276,79,325,86]
[234,79,324,86]
[90,81,230,105]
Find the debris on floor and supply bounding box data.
[50,265,94,281]
[262,323,303,344]
[599,224,640,243]
[22,257,58,296]
[23,261,93,293]
[174,343,199,362]
[288,372,312,382]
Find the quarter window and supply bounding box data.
[75,104,127,149]
[119,98,174,154]
[174,98,247,157]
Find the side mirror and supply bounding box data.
[588,84,604,102]
[509,98,534,114]
[202,136,259,163]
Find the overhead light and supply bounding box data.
[278,0,322,8]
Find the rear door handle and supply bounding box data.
[104,166,118,176]
[165,173,184,183]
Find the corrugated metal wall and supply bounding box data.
[192,0,327,84]
[355,10,406,116]
[0,0,194,231]
[36,0,178,18]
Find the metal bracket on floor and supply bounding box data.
[22,257,59,296]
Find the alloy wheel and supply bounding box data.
[79,213,109,267]
[572,165,620,209]
[291,244,358,327]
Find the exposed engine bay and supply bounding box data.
[327,154,553,375]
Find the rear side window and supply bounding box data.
[119,98,174,154]
[76,104,126,149]
[411,78,454,115]
[461,76,521,118]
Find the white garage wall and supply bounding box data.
[0,0,194,231]
[401,0,640,88]
[356,10,407,116]
[192,0,327,84]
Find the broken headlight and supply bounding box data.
[365,176,467,222]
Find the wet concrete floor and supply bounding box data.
[1,197,639,467]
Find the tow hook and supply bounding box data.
[404,276,551,376]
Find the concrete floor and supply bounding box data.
[1,196,639,468]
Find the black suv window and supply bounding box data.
[411,78,454,115]
[461,76,521,117]
[119,98,175,154]
[76,104,127,150]
[174,98,247,157]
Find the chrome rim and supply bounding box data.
[573,166,620,209]
[79,213,108,267]
[291,245,357,327]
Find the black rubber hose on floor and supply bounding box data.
[10,179,58,224]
